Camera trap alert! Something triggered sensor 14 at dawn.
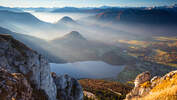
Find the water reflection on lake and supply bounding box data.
[50,61,125,79]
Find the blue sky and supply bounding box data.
[0,0,177,8]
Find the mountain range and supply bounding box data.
[94,8,177,25]
[0,10,55,35]
[0,25,133,65]
[0,6,176,82]
[0,6,22,12]
[0,26,66,63]
[0,5,177,100]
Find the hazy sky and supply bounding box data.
[0,0,177,8]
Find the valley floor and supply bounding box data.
[79,79,132,100]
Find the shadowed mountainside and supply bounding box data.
[0,26,66,63]
[95,8,177,25]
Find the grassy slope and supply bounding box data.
[136,71,177,100]
[79,79,132,100]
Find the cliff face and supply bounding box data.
[52,73,83,100]
[0,34,83,100]
[0,68,33,100]
[125,70,177,100]
[0,34,57,100]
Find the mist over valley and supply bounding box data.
[0,4,177,100]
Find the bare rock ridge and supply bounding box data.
[52,73,83,100]
[125,71,151,100]
[0,34,83,100]
[125,70,177,100]
[134,71,151,87]
[0,68,33,100]
[0,34,57,100]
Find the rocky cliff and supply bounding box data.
[0,68,33,100]
[0,34,83,100]
[125,70,177,100]
[52,73,83,100]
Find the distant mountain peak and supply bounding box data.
[100,5,112,9]
[64,31,85,40]
[58,16,76,24]
[51,31,86,43]
[61,16,73,21]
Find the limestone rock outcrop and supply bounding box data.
[0,34,84,100]
[125,71,151,100]
[52,72,83,100]
[0,34,57,100]
[125,70,177,100]
[134,71,151,87]
[0,68,33,100]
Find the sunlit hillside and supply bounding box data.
[79,79,132,100]
[118,36,177,67]
[133,71,177,100]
